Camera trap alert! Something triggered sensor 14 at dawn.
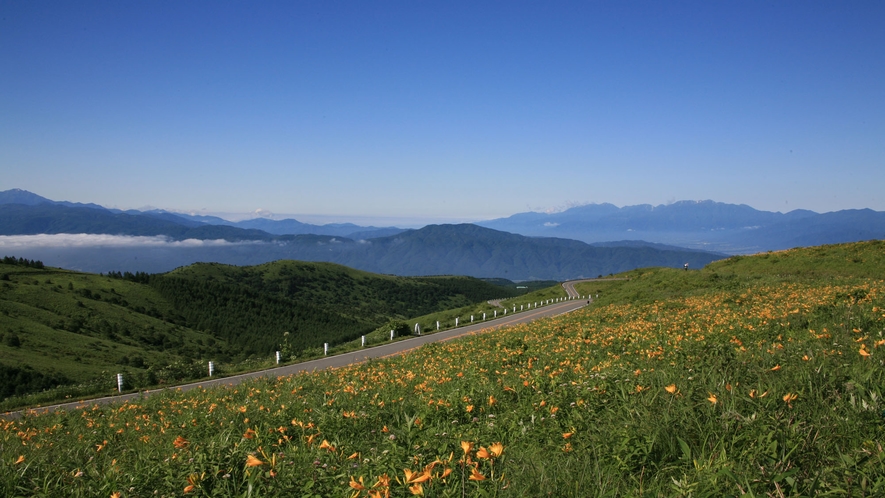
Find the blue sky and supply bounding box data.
[2,1,883,226]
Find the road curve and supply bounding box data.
[561,277,629,298]
[4,299,588,419]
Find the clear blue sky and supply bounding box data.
[2,1,883,225]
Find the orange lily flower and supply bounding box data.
[489,442,504,457]
[245,454,264,467]
[469,467,487,481]
[707,393,718,405]
[349,475,366,491]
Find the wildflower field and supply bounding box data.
[3,241,885,496]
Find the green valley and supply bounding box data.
[0,257,527,409]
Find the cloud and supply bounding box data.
[0,234,260,249]
[252,208,274,218]
[543,222,560,227]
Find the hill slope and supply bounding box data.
[2,241,883,496]
[0,257,520,405]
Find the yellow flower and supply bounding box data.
[783,393,798,405]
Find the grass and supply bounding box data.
[2,241,884,496]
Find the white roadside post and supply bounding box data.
[275,351,281,364]
[455,317,459,327]
[116,373,124,393]
[324,343,328,355]
[436,321,440,331]
[494,310,497,318]
[482,312,486,320]
[390,330,394,340]
[470,315,474,323]
[209,361,215,377]
[361,335,365,347]
[415,323,421,335]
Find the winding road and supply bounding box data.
[4,291,591,419]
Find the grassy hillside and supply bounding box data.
[0,258,521,408]
[3,241,882,496]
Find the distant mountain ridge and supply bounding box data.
[0,189,402,240]
[478,200,884,253]
[2,189,881,278]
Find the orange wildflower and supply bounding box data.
[409,483,424,495]
[404,468,431,484]
[476,446,491,459]
[489,442,504,457]
[245,454,264,467]
[460,441,473,455]
[14,455,24,465]
[349,475,366,491]
[707,393,718,405]
[665,384,678,394]
[469,467,487,481]
[173,436,189,449]
[770,364,781,371]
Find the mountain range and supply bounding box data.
[2,189,882,278]
[478,200,885,253]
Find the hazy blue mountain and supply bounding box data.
[0,189,401,240]
[0,188,107,210]
[0,203,275,241]
[7,223,725,280]
[478,200,876,253]
[168,210,402,238]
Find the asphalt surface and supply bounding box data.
[4,295,589,419]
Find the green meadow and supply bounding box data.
[3,241,885,496]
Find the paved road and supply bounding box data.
[562,277,629,298]
[4,298,588,419]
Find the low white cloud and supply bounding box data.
[543,222,560,227]
[0,234,260,249]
